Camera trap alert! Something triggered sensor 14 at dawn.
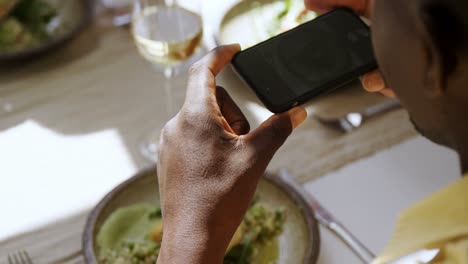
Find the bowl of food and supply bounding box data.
[82,166,320,264]
[0,0,92,62]
[216,0,317,49]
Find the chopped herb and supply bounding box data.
[98,199,285,264]
[276,0,292,20]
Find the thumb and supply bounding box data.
[246,106,307,158]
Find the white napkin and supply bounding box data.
[0,121,136,241]
[305,137,460,264]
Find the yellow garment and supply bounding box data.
[373,175,468,264]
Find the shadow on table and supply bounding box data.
[0,10,402,176]
[0,13,229,169]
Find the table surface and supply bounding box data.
[0,138,459,264]
[1,2,451,263]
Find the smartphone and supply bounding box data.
[232,8,377,113]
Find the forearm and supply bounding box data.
[157,226,226,264]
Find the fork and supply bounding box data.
[7,251,33,264]
[279,169,440,264]
[315,99,401,133]
[279,169,375,263]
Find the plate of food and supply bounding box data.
[216,0,317,49]
[0,0,92,62]
[82,166,320,264]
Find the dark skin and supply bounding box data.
[370,0,468,174]
[157,46,307,263]
[157,0,468,263]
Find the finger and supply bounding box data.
[216,86,250,135]
[196,44,241,76]
[361,70,386,92]
[304,0,336,13]
[304,0,372,17]
[246,106,307,159]
[185,44,241,107]
[380,88,396,98]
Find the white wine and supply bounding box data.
[132,6,203,65]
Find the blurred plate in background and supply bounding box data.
[215,0,316,49]
[0,0,93,63]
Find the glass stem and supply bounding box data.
[164,67,174,119]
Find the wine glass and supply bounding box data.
[131,0,203,162]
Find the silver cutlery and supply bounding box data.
[315,99,401,133]
[279,169,440,264]
[7,250,33,264]
[279,169,375,264]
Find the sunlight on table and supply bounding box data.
[0,121,137,240]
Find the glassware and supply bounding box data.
[101,0,134,26]
[131,0,203,162]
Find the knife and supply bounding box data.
[279,169,376,264]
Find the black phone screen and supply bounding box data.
[232,8,376,113]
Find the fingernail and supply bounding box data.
[361,75,370,91]
[362,71,385,92]
[288,106,307,129]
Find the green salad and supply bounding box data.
[265,0,316,37]
[0,0,57,52]
[97,198,285,264]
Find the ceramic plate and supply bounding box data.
[215,0,316,49]
[83,166,320,264]
[0,0,92,62]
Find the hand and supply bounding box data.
[156,44,307,264]
[304,0,396,97]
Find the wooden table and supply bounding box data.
[0,12,416,264]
